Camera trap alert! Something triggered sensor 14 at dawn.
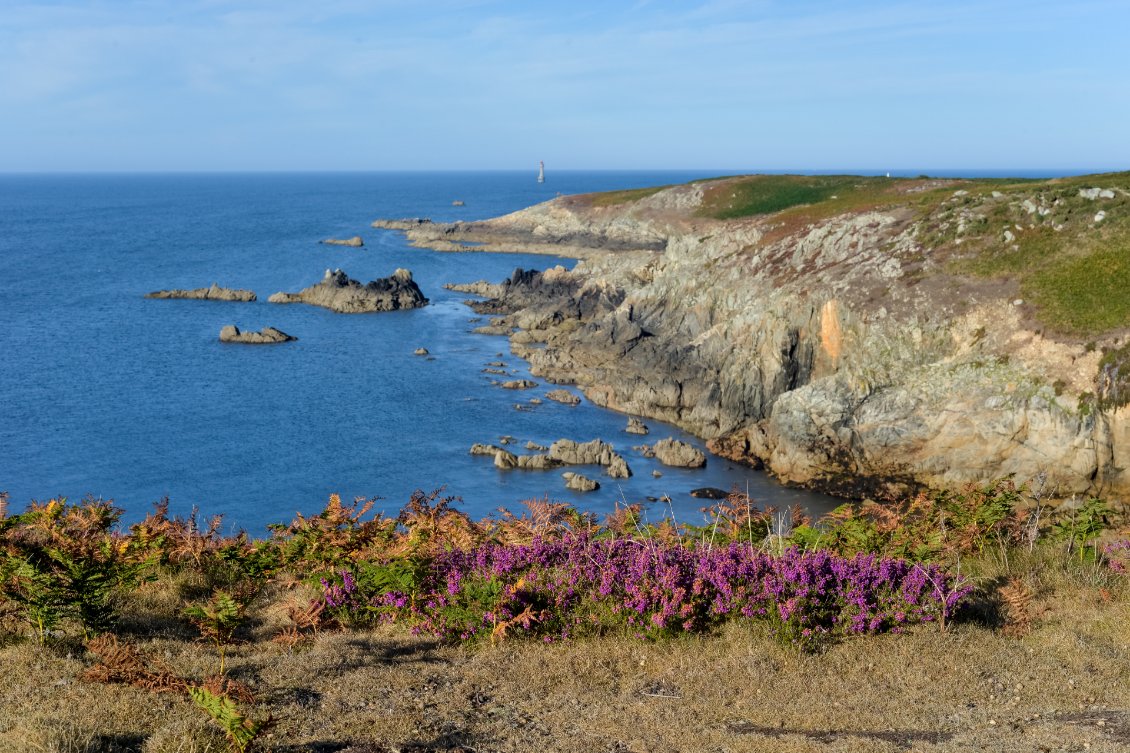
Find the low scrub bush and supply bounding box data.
[319,535,969,650]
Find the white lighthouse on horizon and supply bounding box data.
[537,160,545,183]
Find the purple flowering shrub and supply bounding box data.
[319,535,971,649]
[1105,540,1130,574]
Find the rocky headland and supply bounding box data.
[268,268,427,313]
[377,173,1130,503]
[145,283,256,302]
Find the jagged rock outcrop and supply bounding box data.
[268,268,427,313]
[322,236,363,247]
[219,325,296,344]
[146,284,256,302]
[652,438,707,468]
[475,437,632,478]
[548,439,632,479]
[394,174,1130,501]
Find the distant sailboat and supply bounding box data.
[537,161,545,183]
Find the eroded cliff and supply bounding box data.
[378,173,1130,501]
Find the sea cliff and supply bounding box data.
[377,173,1130,502]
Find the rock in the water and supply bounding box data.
[526,441,548,451]
[563,472,599,492]
[634,444,657,459]
[470,443,508,456]
[493,449,519,469]
[653,438,707,468]
[268,268,427,313]
[219,325,296,344]
[651,470,662,478]
[322,236,364,247]
[549,438,632,478]
[690,487,729,500]
[517,454,562,470]
[626,417,650,435]
[500,379,538,390]
[529,398,543,405]
[146,283,256,302]
[545,389,581,406]
[414,347,429,355]
[444,281,507,298]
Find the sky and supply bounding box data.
[1,0,1128,172]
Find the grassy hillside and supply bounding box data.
[583,171,1130,338]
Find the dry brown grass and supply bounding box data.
[0,566,1126,753]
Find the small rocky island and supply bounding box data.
[145,283,256,302]
[268,268,428,313]
[219,325,297,344]
[322,236,364,247]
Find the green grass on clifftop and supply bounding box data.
[587,185,668,207]
[698,174,891,219]
[946,172,1130,335]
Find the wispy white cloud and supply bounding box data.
[0,0,1126,169]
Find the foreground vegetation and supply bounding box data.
[0,484,1127,752]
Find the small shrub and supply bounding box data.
[186,683,271,753]
[1051,497,1112,561]
[183,591,250,675]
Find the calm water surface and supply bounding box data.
[0,171,839,532]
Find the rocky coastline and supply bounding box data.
[376,174,1130,503]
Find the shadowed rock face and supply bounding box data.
[219,325,296,344]
[382,176,1130,502]
[146,283,256,302]
[268,268,427,313]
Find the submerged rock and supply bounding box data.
[268,268,427,313]
[414,347,429,356]
[146,283,256,302]
[690,487,729,500]
[219,325,296,344]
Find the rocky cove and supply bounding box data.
[375,173,1130,504]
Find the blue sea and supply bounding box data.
[0,170,858,533]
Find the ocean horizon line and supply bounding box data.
[0,166,1122,179]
